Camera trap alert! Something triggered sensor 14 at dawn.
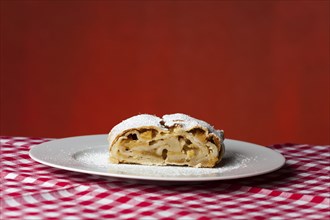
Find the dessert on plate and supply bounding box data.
[108,113,225,168]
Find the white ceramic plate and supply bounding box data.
[29,135,285,182]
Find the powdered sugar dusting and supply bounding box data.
[108,114,162,144]
[108,113,225,145]
[163,113,212,132]
[74,147,252,177]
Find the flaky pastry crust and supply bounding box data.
[108,113,225,168]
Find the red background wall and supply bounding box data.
[1,1,329,145]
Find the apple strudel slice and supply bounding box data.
[108,113,225,168]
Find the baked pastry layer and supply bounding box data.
[108,113,225,168]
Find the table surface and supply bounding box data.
[1,136,329,219]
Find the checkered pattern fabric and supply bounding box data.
[1,136,329,219]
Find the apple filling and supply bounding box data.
[109,127,222,168]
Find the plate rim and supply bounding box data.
[29,134,286,182]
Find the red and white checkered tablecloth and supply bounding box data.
[1,136,329,219]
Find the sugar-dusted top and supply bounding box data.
[108,114,162,144]
[108,113,224,144]
[162,113,223,137]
